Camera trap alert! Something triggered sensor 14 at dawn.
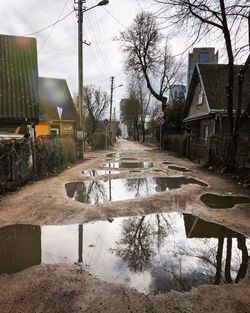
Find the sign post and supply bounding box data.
[103,119,109,149]
[155,111,165,151]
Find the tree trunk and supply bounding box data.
[225,236,233,283]
[141,117,145,142]
[214,235,224,285]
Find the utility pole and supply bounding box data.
[109,76,114,135]
[75,0,85,158]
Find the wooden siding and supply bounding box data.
[188,83,209,116]
[0,35,39,122]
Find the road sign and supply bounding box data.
[156,111,164,118]
[156,117,165,126]
[103,118,109,127]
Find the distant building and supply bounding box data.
[187,47,218,87]
[0,34,39,134]
[168,84,186,107]
[35,77,79,138]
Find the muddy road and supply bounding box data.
[0,140,249,313]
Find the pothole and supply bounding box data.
[1,213,249,294]
[65,177,207,204]
[200,193,250,208]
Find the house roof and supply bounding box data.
[38,77,79,124]
[0,34,39,122]
[184,63,250,118]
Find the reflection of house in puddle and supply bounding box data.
[183,214,249,284]
[0,225,41,274]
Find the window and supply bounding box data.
[198,91,203,105]
[199,52,209,63]
[50,128,59,138]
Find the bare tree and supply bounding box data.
[83,85,109,145]
[120,94,141,140]
[117,11,181,114]
[130,74,152,142]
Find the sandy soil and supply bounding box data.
[0,140,249,313]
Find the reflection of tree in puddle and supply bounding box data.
[125,178,149,197]
[65,181,107,204]
[153,215,250,292]
[112,214,176,272]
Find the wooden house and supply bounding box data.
[36,77,79,138]
[183,64,250,144]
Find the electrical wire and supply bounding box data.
[25,9,74,36]
[84,11,111,80]
[88,1,113,73]
[39,0,70,52]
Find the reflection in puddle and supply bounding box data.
[104,161,154,169]
[200,193,250,208]
[82,169,120,176]
[168,166,191,172]
[1,213,249,295]
[65,177,208,204]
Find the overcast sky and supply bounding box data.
[0,0,227,115]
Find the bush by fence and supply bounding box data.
[0,137,77,194]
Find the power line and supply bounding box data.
[39,0,70,52]
[84,12,111,79]
[88,1,113,72]
[101,6,126,29]
[25,9,74,36]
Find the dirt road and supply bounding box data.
[0,140,249,313]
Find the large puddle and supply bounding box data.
[104,161,154,169]
[82,169,120,176]
[0,213,249,294]
[65,177,207,204]
[200,193,250,208]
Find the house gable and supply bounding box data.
[188,81,210,117]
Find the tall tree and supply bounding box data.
[120,94,141,140]
[117,11,181,114]
[129,74,152,142]
[83,85,109,145]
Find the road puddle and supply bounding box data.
[65,177,207,204]
[82,169,120,176]
[201,193,250,208]
[0,213,249,294]
[104,161,154,169]
[168,165,191,172]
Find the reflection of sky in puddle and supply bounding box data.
[1,213,249,294]
[82,169,120,176]
[104,161,154,169]
[65,177,208,204]
[201,193,250,208]
[41,214,250,293]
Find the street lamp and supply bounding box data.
[77,0,109,157]
[109,78,123,131]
